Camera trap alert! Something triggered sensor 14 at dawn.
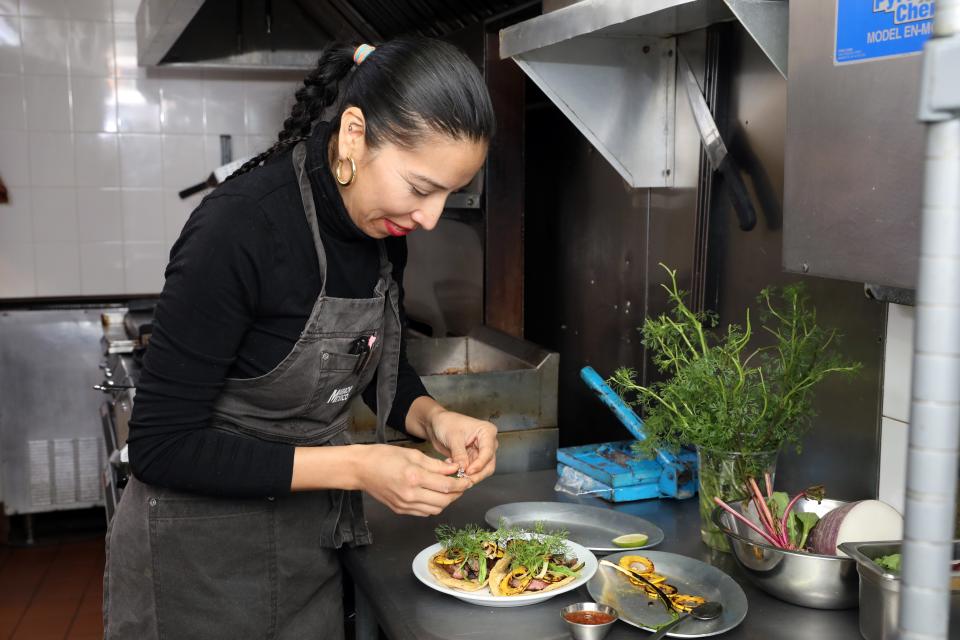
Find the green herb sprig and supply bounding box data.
[503,522,571,574]
[435,524,493,555]
[611,264,860,457]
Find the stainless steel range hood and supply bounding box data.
[137,0,324,69]
[498,0,788,188]
[137,0,536,70]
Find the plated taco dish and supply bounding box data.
[428,523,584,597]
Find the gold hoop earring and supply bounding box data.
[335,157,357,187]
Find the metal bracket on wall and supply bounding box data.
[864,283,916,306]
[503,35,677,188]
[722,0,789,79]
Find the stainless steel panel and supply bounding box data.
[499,0,731,57]
[511,35,678,188]
[783,0,926,289]
[0,309,108,514]
[404,216,484,338]
[349,327,559,440]
[523,31,705,448]
[723,0,788,78]
[712,26,885,499]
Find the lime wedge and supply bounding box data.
[612,533,649,548]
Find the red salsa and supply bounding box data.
[564,610,614,625]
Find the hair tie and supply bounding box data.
[353,44,376,65]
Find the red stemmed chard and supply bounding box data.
[714,473,825,551]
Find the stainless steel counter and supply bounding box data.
[343,470,861,640]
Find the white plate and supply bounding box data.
[411,539,598,608]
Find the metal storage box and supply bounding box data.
[840,540,960,640]
[349,327,559,473]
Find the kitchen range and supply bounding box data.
[96,305,154,522]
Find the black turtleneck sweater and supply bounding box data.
[127,125,429,498]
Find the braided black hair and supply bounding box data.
[229,36,495,179]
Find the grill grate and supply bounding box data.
[28,438,103,507]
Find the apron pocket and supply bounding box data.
[149,495,276,640]
[306,337,373,415]
[321,349,361,372]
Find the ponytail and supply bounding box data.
[229,45,355,178]
[228,36,495,180]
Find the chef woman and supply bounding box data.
[104,37,499,639]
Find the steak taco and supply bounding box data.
[428,525,504,592]
[489,527,584,596]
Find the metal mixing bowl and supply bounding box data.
[711,498,859,609]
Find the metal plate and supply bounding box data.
[587,550,748,637]
[484,501,665,552]
[411,539,598,608]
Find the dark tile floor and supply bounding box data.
[1,509,106,640]
[0,508,374,640]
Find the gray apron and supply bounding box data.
[104,142,403,640]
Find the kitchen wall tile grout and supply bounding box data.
[1,0,293,299]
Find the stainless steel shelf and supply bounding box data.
[498,0,788,188]
[500,0,732,58]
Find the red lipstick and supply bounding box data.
[384,219,413,237]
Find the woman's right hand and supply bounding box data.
[356,444,473,517]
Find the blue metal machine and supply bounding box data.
[555,366,698,501]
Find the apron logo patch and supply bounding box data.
[327,386,353,404]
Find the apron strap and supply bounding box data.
[374,277,401,444]
[292,142,329,296]
[373,240,392,295]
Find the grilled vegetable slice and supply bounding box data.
[619,555,655,575]
[670,594,706,612]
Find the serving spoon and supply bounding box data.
[648,601,723,639]
[599,559,722,638]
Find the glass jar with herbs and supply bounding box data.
[611,265,860,551]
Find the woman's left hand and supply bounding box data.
[427,410,498,483]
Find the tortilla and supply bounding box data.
[488,554,577,596]
[488,556,511,596]
[428,550,488,592]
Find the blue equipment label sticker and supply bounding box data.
[835,0,935,64]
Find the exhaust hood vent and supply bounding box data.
[138,0,534,70]
[138,0,324,69]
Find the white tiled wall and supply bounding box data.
[0,0,301,297]
[879,303,915,513]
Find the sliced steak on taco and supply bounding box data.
[488,531,584,596]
